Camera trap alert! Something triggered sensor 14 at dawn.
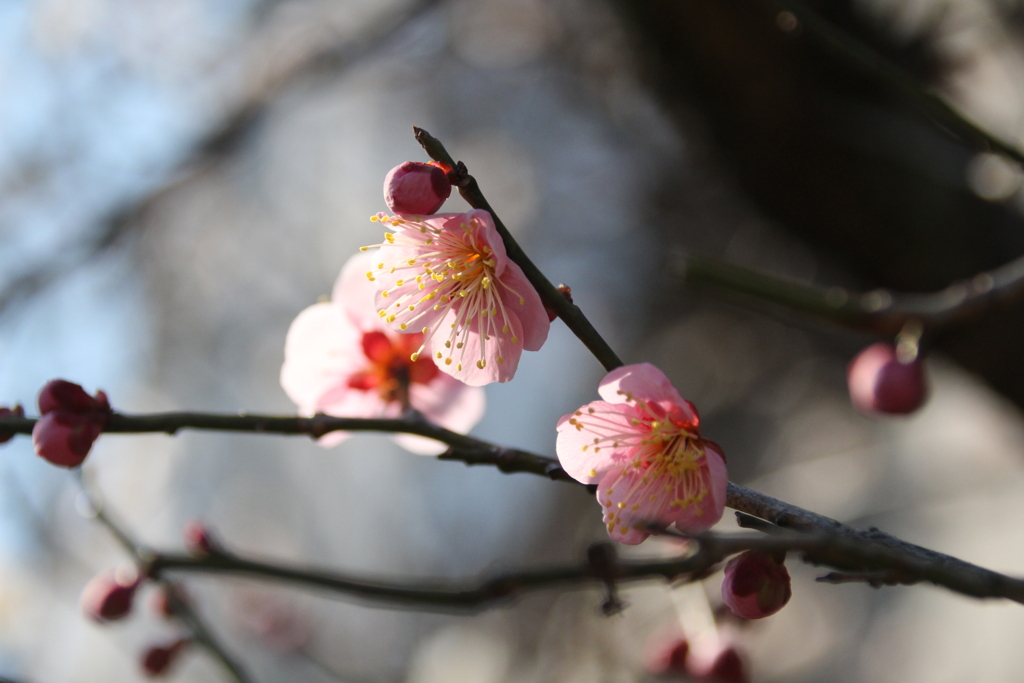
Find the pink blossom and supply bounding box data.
[384,161,452,215]
[556,363,728,544]
[721,550,791,619]
[365,209,549,386]
[848,342,928,415]
[281,251,485,454]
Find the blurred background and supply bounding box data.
[4,0,1024,680]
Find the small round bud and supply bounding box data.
[38,379,110,416]
[721,550,791,620]
[383,161,452,215]
[81,570,140,622]
[847,342,927,415]
[183,520,219,555]
[141,638,189,677]
[32,410,104,468]
[0,405,25,444]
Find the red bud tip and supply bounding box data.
[721,550,791,620]
[847,342,928,415]
[141,639,189,677]
[543,284,573,322]
[38,379,110,416]
[183,520,218,555]
[81,571,140,622]
[0,405,25,445]
[384,161,452,215]
[32,411,104,468]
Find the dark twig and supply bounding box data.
[0,411,577,483]
[413,127,625,373]
[77,477,251,683]
[679,252,1024,336]
[141,526,1024,609]
[6,412,1024,604]
[773,0,1024,165]
[0,0,442,320]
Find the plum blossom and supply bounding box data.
[364,209,549,386]
[281,251,485,454]
[556,363,728,544]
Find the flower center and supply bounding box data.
[347,331,438,406]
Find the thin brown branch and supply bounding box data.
[0,0,443,319]
[679,252,1024,336]
[6,411,1024,604]
[773,0,1024,166]
[77,478,251,683]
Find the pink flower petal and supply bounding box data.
[334,251,391,330]
[280,302,364,415]
[426,307,523,386]
[596,466,655,544]
[556,401,638,484]
[598,363,688,408]
[494,260,549,352]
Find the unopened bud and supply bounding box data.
[847,342,927,415]
[38,379,110,416]
[721,550,791,619]
[384,161,452,215]
[183,520,219,555]
[81,570,141,622]
[32,410,104,468]
[141,638,189,677]
[0,405,25,444]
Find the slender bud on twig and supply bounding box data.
[80,569,141,622]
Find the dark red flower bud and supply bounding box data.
[0,405,25,444]
[141,638,189,677]
[38,379,110,416]
[81,570,140,622]
[384,161,452,215]
[721,551,791,619]
[847,342,927,415]
[32,410,104,468]
[183,520,219,555]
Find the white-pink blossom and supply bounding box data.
[281,251,485,454]
[556,363,728,544]
[364,209,549,386]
